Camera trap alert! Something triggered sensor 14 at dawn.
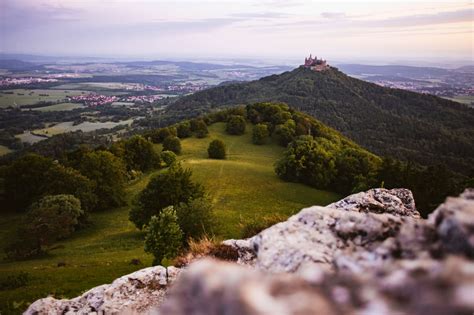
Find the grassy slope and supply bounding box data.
[0,122,340,313]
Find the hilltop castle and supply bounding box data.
[303,54,329,72]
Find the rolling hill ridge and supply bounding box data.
[169,67,474,174]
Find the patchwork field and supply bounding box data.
[0,89,89,108]
[0,122,340,313]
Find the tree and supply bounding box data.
[275,136,338,188]
[252,124,269,145]
[76,150,127,210]
[161,150,177,166]
[176,198,213,241]
[163,136,182,155]
[191,119,209,138]
[177,121,192,138]
[333,148,379,194]
[3,153,96,212]
[25,195,83,247]
[207,139,226,159]
[226,115,246,135]
[144,207,183,265]
[151,127,177,143]
[274,120,296,146]
[129,163,204,229]
[122,135,160,172]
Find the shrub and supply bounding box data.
[144,207,183,265]
[252,123,269,145]
[163,136,181,155]
[226,115,246,135]
[129,163,204,229]
[207,139,226,159]
[176,198,214,241]
[161,150,177,166]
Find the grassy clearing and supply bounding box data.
[0,122,340,313]
[176,123,340,237]
[0,90,89,108]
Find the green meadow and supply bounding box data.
[0,122,340,313]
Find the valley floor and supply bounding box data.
[0,122,340,313]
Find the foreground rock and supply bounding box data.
[25,188,474,315]
[160,257,474,315]
[25,266,180,315]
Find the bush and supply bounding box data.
[163,136,181,155]
[144,207,183,265]
[161,150,177,166]
[252,124,269,145]
[226,115,246,135]
[176,198,214,241]
[129,163,204,229]
[207,139,226,159]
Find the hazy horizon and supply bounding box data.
[1,0,472,66]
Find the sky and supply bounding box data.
[0,0,472,64]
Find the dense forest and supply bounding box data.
[169,67,474,175]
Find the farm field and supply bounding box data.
[32,103,85,112]
[0,89,89,108]
[0,122,340,313]
[32,119,135,137]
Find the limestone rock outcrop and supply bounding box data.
[24,188,474,315]
[24,266,180,315]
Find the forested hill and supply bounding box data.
[169,67,474,174]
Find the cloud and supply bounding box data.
[321,12,346,20]
[367,8,473,27]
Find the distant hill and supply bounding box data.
[169,67,474,174]
[0,59,44,71]
[336,64,450,77]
